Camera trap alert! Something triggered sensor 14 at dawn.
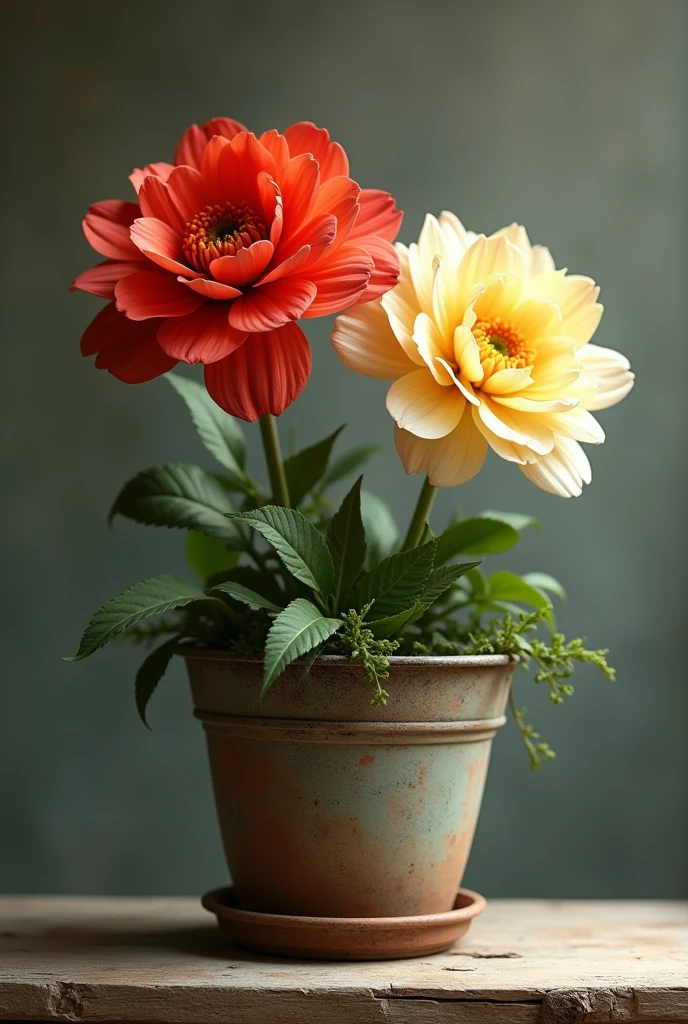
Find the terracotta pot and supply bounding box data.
[183,652,514,919]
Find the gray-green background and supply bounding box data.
[2,0,686,898]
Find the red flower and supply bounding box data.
[73,118,402,420]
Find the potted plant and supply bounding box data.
[67,116,633,959]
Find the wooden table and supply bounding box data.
[1,896,686,1022]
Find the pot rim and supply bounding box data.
[178,647,516,668]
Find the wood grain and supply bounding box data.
[0,896,686,1022]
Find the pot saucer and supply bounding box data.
[201,886,487,961]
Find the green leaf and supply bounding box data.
[166,372,247,481]
[486,571,550,610]
[207,564,287,605]
[353,540,437,619]
[367,601,426,638]
[521,572,567,602]
[110,464,244,545]
[360,490,399,568]
[436,517,520,563]
[185,530,238,584]
[283,426,345,507]
[420,562,480,606]
[327,476,367,611]
[209,581,283,614]
[320,445,384,489]
[481,510,542,532]
[231,506,334,599]
[135,635,181,729]
[65,576,204,661]
[263,598,342,694]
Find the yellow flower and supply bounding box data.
[331,214,634,497]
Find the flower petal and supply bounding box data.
[282,121,349,180]
[380,245,424,365]
[542,407,605,444]
[348,189,403,245]
[457,234,526,310]
[454,325,484,383]
[130,217,202,278]
[354,237,400,304]
[157,303,247,363]
[477,395,554,454]
[83,200,140,260]
[179,277,241,300]
[278,153,320,240]
[165,165,210,222]
[115,270,205,320]
[210,240,274,288]
[70,260,144,299]
[518,436,592,498]
[438,211,476,262]
[300,245,373,318]
[215,132,278,215]
[138,175,186,232]
[481,367,534,395]
[528,271,602,347]
[394,412,487,488]
[205,322,311,421]
[258,129,290,173]
[129,162,175,194]
[81,302,177,383]
[387,368,465,439]
[413,312,454,383]
[174,117,248,168]
[578,343,635,411]
[228,277,317,332]
[511,296,563,341]
[331,299,419,381]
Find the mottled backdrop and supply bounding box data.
[1,0,686,897]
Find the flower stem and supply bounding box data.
[259,414,291,507]
[401,476,437,550]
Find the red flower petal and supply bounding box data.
[199,135,231,198]
[82,200,140,260]
[283,122,349,181]
[215,132,278,215]
[349,189,403,244]
[166,165,210,222]
[258,129,290,173]
[174,117,248,168]
[302,245,374,318]
[179,277,242,300]
[228,277,317,333]
[138,176,185,232]
[81,302,177,383]
[157,303,247,364]
[279,153,320,239]
[210,239,274,287]
[257,244,311,285]
[130,218,202,278]
[129,162,175,194]
[258,171,282,246]
[205,322,311,421]
[271,214,337,274]
[115,270,205,320]
[70,260,144,299]
[353,237,400,303]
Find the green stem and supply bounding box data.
[401,476,437,550]
[259,414,290,508]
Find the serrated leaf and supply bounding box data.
[367,601,426,638]
[320,445,384,489]
[521,572,567,602]
[263,599,342,693]
[65,575,204,661]
[481,510,542,532]
[166,372,247,480]
[185,530,238,584]
[210,581,283,613]
[110,463,244,545]
[206,564,287,605]
[436,517,520,563]
[135,635,181,729]
[327,476,367,611]
[360,490,399,568]
[420,562,480,605]
[487,571,550,610]
[353,540,437,619]
[232,506,334,599]
[283,426,345,506]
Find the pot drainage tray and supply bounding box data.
[202,886,486,960]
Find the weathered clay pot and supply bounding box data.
[183,652,514,919]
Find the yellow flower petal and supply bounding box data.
[413,312,455,384]
[394,412,487,487]
[518,436,592,498]
[473,272,523,322]
[528,271,602,347]
[530,244,555,277]
[457,235,526,310]
[542,407,605,444]
[481,367,534,395]
[438,211,476,260]
[477,396,555,454]
[331,300,419,380]
[578,344,635,411]
[386,368,466,439]
[453,325,484,383]
[471,406,527,464]
[380,245,425,365]
[511,297,562,341]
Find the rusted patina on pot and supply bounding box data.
[183,652,514,919]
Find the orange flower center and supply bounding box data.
[182,202,268,272]
[472,317,535,377]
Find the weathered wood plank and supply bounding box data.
[0,897,686,1022]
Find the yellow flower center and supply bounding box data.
[182,202,268,272]
[472,317,535,377]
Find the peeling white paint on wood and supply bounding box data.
[0,896,687,1021]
